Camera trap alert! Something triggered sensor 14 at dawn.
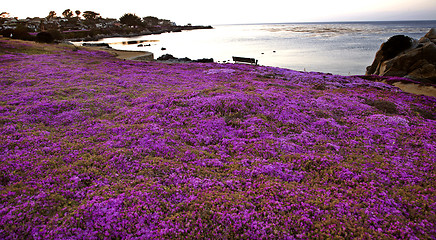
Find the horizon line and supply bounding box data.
[212,19,436,26]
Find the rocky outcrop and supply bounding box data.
[366,28,436,83]
[82,43,111,48]
[157,54,214,63]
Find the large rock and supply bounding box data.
[366,28,436,83]
[419,28,436,43]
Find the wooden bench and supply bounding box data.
[232,56,258,65]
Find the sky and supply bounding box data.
[2,0,436,25]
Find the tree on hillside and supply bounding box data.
[0,12,10,26]
[75,10,81,18]
[143,16,159,27]
[0,12,10,18]
[46,11,56,21]
[159,19,175,28]
[62,9,73,19]
[83,11,100,21]
[82,11,100,26]
[120,13,142,27]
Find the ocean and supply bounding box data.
[88,21,436,75]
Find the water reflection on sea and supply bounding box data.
[86,21,436,75]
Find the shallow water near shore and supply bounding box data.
[83,21,435,75]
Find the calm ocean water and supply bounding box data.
[91,21,436,75]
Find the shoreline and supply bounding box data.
[78,43,436,98]
[80,45,154,61]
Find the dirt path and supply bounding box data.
[392,82,436,98]
[81,46,154,61]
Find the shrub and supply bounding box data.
[11,28,35,41]
[412,105,435,120]
[1,29,14,38]
[36,32,54,43]
[365,99,398,114]
[47,30,63,41]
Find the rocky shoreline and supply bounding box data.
[366,28,436,84]
[363,28,436,97]
[156,54,214,63]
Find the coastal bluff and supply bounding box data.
[366,28,436,83]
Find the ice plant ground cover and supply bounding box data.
[0,38,435,239]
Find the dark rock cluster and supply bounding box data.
[366,28,436,83]
[157,54,214,63]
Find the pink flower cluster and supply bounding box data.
[1,39,435,239]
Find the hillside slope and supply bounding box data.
[1,38,435,239]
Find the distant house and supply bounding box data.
[2,18,18,29]
[24,17,43,32]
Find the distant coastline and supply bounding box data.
[64,25,213,42]
[1,11,213,44]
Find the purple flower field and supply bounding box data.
[1,38,435,239]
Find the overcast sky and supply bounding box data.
[3,0,436,25]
